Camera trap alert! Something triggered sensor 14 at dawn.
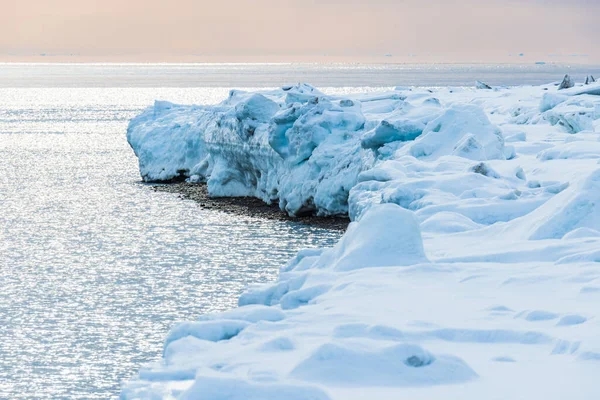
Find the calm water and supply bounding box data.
[0,85,346,399]
[1,63,599,399]
[2,62,600,88]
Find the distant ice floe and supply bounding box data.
[124,78,600,400]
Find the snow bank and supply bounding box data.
[513,168,600,240]
[312,203,428,271]
[541,101,596,133]
[290,342,476,386]
[124,82,600,400]
[402,104,506,161]
[560,81,600,96]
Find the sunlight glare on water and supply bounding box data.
[0,86,343,399]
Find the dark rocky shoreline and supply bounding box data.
[151,182,350,231]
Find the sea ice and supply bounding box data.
[124,81,600,400]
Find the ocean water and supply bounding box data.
[1,63,598,399]
[0,85,347,399]
[2,62,600,88]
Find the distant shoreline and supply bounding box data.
[3,63,599,89]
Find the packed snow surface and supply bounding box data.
[125,81,600,399]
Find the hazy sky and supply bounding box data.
[2,0,598,63]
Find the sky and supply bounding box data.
[1,0,599,63]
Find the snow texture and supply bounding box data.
[124,81,600,400]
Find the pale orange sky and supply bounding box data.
[1,0,598,63]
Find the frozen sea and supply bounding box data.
[1,63,600,399]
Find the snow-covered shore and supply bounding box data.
[124,80,600,399]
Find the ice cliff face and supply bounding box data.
[128,83,507,216]
[128,84,372,216]
[128,81,600,230]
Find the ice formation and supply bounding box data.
[124,80,600,399]
[558,74,575,90]
[129,84,371,216]
[585,75,596,85]
[475,80,492,90]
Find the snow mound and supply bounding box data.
[403,104,506,161]
[542,101,596,133]
[361,119,424,150]
[557,315,587,326]
[197,304,286,323]
[515,169,600,240]
[234,93,280,122]
[290,342,476,386]
[561,81,600,96]
[165,319,249,350]
[314,203,428,271]
[259,337,295,352]
[562,227,600,240]
[237,273,308,307]
[504,131,527,142]
[279,284,332,310]
[538,142,600,160]
[539,93,568,112]
[421,212,482,233]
